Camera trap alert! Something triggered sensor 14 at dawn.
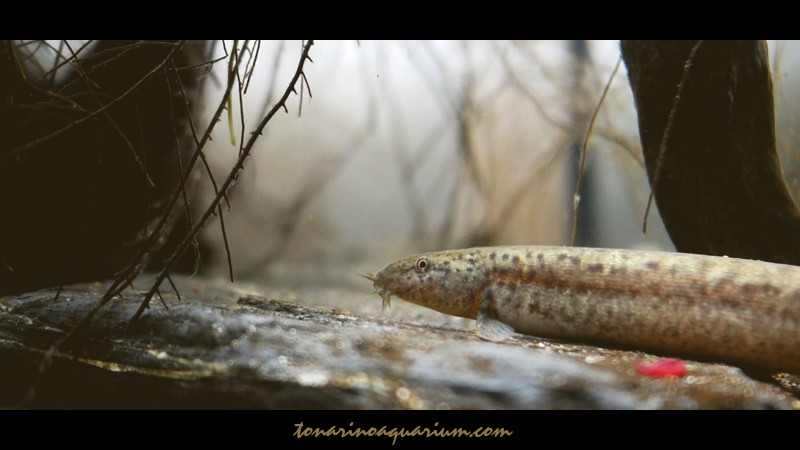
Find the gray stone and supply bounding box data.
[0,279,795,409]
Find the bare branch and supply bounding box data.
[243,40,261,94]
[570,57,622,245]
[642,40,703,234]
[166,274,182,302]
[165,66,201,273]
[129,40,316,325]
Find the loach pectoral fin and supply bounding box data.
[475,287,515,341]
[476,311,515,342]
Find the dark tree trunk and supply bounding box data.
[0,41,210,295]
[621,40,800,265]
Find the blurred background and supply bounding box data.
[198,39,667,286]
[8,40,800,293]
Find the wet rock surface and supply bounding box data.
[0,277,797,409]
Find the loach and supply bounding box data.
[364,246,800,375]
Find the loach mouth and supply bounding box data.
[359,272,376,283]
[359,272,393,313]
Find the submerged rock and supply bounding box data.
[0,279,795,409]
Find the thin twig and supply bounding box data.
[243,40,261,94]
[454,41,483,197]
[170,59,230,210]
[48,40,66,90]
[299,63,305,117]
[165,66,200,271]
[642,40,703,234]
[171,61,202,147]
[227,40,240,146]
[300,70,313,98]
[298,40,308,117]
[570,57,622,246]
[52,285,63,303]
[129,40,316,326]
[156,289,167,309]
[166,274,182,302]
[216,42,241,281]
[218,200,234,282]
[216,42,249,282]
[236,43,248,156]
[172,53,227,73]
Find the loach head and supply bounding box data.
[366,250,486,318]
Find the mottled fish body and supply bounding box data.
[368,246,800,374]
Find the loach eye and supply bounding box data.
[415,256,431,273]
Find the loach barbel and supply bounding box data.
[364,246,800,374]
